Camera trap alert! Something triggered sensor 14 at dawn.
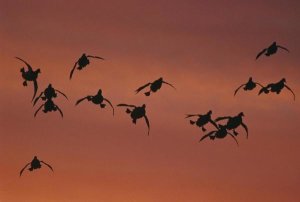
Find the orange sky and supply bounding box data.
[1,0,300,201]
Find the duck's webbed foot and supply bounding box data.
[43,109,48,113]
[29,167,33,171]
[145,92,151,96]
[202,127,206,132]
[100,104,106,108]
[23,81,27,86]
[132,119,137,124]
[189,120,195,125]
[126,109,131,113]
[209,136,215,140]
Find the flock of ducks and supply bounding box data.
[16,41,295,176]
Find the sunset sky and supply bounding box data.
[1,0,300,201]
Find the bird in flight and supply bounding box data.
[185,110,218,132]
[258,78,295,100]
[19,156,53,177]
[34,99,64,118]
[234,77,263,96]
[34,84,68,106]
[117,104,150,135]
[76,89,114,116]
[69,53,104,79]
[16,57,41,102]
[135,77,176,96]
[256,41,289,60]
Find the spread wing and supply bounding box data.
[33,92,44,106]
[228,132,239,146]
[284,85,296,100]
[144,115,150,135]
[254,82,264,88]
[185,114,201,118]
[55,89,68,100]
[277,45,289,52]
[162,81,176,90]
[40,161,54,172]
[135,83,151,94]
[34,104,44,117]
[55,105,64,118]
[69,62,78,80]
[15,57,33,70]
[32,80,38,102]
[104,98,114,116]
[209,120,219,130]
[75,96,89,106]
[256,48,267,60]
[234,84,245,96]
[241,122,249,139]
[117,104,136,108]
[19,163,30,177]
[199,131,216,142]
[87,55,104,60]
[215,116,230,122]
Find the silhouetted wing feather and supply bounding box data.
[75,96,89,106]
[19,163,30,177]
[199,131,216,142]
[40,161,54,172]
[215,116,230,122]
[33,92,43,106]
[144,115,150,135]
[69,62,78,80]
[104,98,114,116]
[117,104,136,108]
[55,89,68,100]
[284,85,296,100]
[32,80,38,102]
[277,45,289,52]
[241,122,249,138]
[56,105,64,118]
[209,120,219,129]
[255,82,264,87]
[135,83,151,94]
[228,132,239,146]
[234,84,245,96]
[87,55,104,60]
[163,81,176,90]
[256,48,267,60]
[34,104,44,117]
[185,114,201,118]
[15,57,32,70]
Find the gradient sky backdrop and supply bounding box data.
[1,0,300,201]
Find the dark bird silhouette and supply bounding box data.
[258,78,295,100]
[34,99,63,118]
[234,77,263,96]
[69,53,104,79]
[75,89,114,115]
[256,42,289,60]
[16,57,41,101]
[200,124,239,146]
[19,156,53,177]
[34,84,68,106]
[135,77,175,96]
[215,112,248,138]
[117,104,150,135]
[185,110,218,132]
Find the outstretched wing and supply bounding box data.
[32,80,38,102]
[284,85,296,100]
[277,45,289,52]
[254,82,264,88]
[75,96,89,106]
[69,62,78,80]
[234,84,245,96]
[33,92,44,106]
[135,83,151,94]
[55,89,68,100]
[19,163,30,177]
[227,132,239,146]
[34,104,44,117]
[15,57,33,70]
[104,98,114,116]
[199,131,216,142]
[162,81,176,90]
[215,116,230,122]
[256,48,267,60]
[117,104,136,108]
[40,161,54,172]
[87,55,104,60]
[144,115,150,135]
[185,114,201,118]
[55,105,64,118]
[241,122,249,139]
[209,120,219,130]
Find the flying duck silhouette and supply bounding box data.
[215,112,248,138]
[256,42,289,60]
[135,77,176,96]
[185,110,218,132]
[34,84,68,106]
[69,53,104,79]
[117,104,150,135]
[34,99,63,118]
[234,77,263,96]
[258,78,295,100]
[75,89,114,115]
[19,156,53,177]
[16,57,41,101]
